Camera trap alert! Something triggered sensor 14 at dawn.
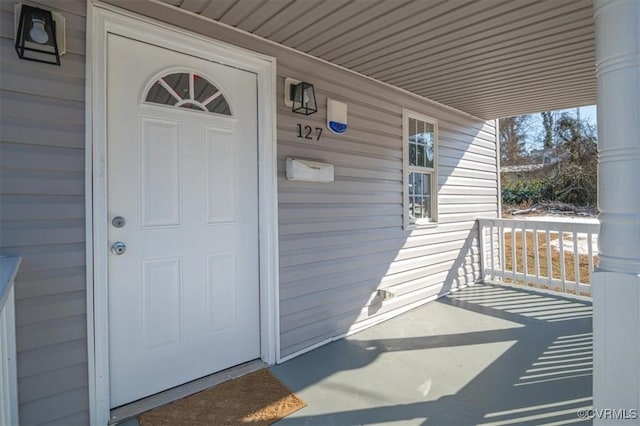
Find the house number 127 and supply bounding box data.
[297,124,322,141]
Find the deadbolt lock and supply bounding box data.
[112,216,126,228]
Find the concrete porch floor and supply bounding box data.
[271,284,593,425]
[119,283,593,425]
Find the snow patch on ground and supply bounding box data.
[549,234,598,256]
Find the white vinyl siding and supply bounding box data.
[274,65,496,356]
[0,1,499,422]
[0,1,89,424]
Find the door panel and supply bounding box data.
[107,34,260,408]
[140,118,181,227]
[141,257,182,352]
[206,252,237,333]
[205,129,235,223]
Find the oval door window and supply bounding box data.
[144,72,232,115]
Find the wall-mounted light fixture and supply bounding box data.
[291,81,317,115]
[14,4,65,65]
[284,77,317,115]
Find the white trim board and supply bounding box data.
[85,4,279,425]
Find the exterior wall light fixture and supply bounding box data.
[290,81,318,115]
[14,4,65,65]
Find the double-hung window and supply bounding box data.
[403,110,438,228]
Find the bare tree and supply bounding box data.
[551,113,598,205]
[499,115,531,166]
[541,111,555,149]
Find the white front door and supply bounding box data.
[107,33,260,408]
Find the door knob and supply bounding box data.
[111,242,126,255]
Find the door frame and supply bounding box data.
[85,3,280,425]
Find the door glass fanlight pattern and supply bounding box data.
[145,72,231,115]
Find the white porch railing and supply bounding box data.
[478,218,599,296]
[0,257,21,426]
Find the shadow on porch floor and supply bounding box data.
[270,283,593,425]
[120,284,592,425]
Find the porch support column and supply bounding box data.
[593,0,640,423]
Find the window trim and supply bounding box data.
[403,109,438,230]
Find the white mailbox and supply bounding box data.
[286,158,334,182]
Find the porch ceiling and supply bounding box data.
[142,0,596,120]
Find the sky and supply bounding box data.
[564,104,597,126]
[529,104,597,127]
[523,104,597,150]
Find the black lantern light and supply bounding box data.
[15,4,61,65]
[291,81,318,115]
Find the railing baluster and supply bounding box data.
[573,231,580,288]
[495,227,500,280]
[485,222,490,280]
[479,220,486,281]
[559,231,566,292]
[511,224,517,283]
[499,223,505,282]
[533,223,540,289]
[588,231,595,286]
[546,229,552,288]
[489,223,500,280]
[522,223,528,285]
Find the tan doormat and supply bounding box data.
[138,369,306,426]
